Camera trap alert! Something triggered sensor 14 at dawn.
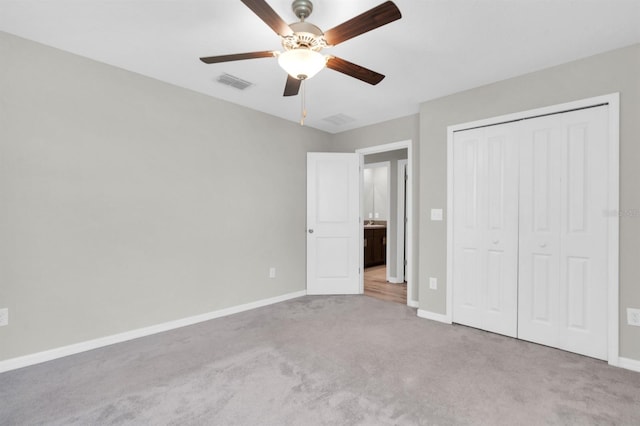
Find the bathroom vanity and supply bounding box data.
[364,224,386,268]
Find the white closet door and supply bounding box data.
[518,106,609,360]
[452,124,519,337]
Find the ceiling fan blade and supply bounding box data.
[283,75,301,96]
[326,56,385,85]
[240,0,294,37]
[324,1,401,46]
[200,51,276,64]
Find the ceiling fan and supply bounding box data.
[199,0,402,97]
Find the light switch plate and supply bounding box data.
[628,308,640,326]
[0,308,8,327]
[430,209,443,221]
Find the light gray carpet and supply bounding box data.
[1,295,640,425]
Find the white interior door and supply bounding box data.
[518,106,609,360]
[307,153,360,295]
[452,123,520,337]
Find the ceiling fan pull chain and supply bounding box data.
[300,78,307,126]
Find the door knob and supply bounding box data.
[308,229,314,234]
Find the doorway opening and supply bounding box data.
[357,141,414,307]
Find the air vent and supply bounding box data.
[216,73,253,90]
[322,113,357,126]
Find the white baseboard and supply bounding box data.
[417,309,452,324]
[407,300,419,308]
[617,356,640,373]
[0,290,307,374]
[388,277,404,284]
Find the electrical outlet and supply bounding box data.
[269,267,276,279]
[627,308,640,326]
[0,308,8,327]
[429,277,438,290]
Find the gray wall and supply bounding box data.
[419,43,640,360]
[364,149,408,280]
[0,32,330,361]
[2,30,638,365]
[330,116,420,303]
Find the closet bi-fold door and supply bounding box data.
[452,123,519,337]
[518,106,609,360]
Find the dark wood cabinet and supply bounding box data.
[364,227,386,268]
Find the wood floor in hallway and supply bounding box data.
[363,265,407,304]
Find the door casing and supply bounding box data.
[357,140,414,307]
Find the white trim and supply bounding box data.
[606,93,620,366]
[407,300,419,309]
[358,153,365,294]
[446,93,620,363]
[406,143,413,305]
[617,357,640,373]
[356,140,413,305]
[446,122,455,325]
[397,159,408,284]
[0,290,307,374]
[356,140,409,156]
[388,277,404,284]
[417,309,452,324]
[447,94,619,134]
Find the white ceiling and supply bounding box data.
[1,0,639,133]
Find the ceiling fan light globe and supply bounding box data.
[278,48,326,80]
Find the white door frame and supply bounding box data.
[446,93,620,365]
[397,159,408,284]
[356,140,415,307]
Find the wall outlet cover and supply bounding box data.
[429,277,438,290]
[269,267,276,279]
[430,209,443,221]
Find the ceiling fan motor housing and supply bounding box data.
[292,0,313,20]
[282,21,326,51]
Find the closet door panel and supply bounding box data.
[518,118,563,346]
[452,129,485,329]
[452,124,519,337]
[559,107,609,359]
[518,106,609,360]
[482,125,519,336]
